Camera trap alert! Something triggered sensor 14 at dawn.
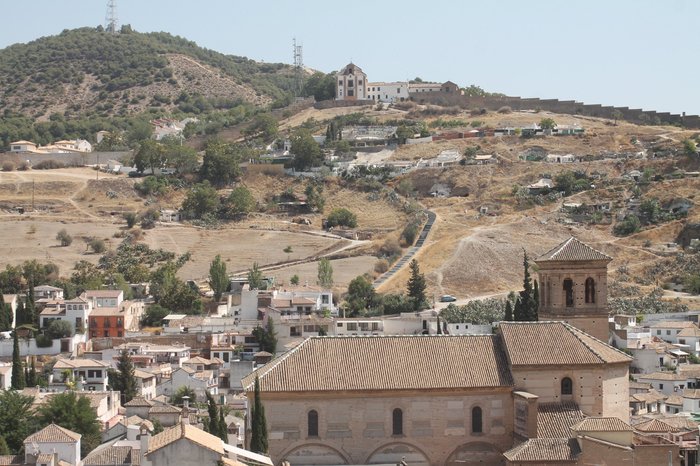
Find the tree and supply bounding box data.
[513,251,537,321]
[244,113,278,141]
[0,294,11,332]
[200,140,242,186]
[407,260,427,311]
[206,392,220,435]
[141,304,170,327]
[123,212,137,229]
[23,284,36,327]
[161,138,199,175]
[326,208,357,228]
[504,300,513,321]
[290,128,322,171]
[302,72,336,101]
[111,349,137,404]
[27,358,37,387]
[226,186,255,218]
[247,262,265,290]
[253,319,277,354]
[304,183,325,213]
[56,229,73,247]
[290,274,300,286]
[209,255,228,302]
[611,109,623,125]
[613,214,641,236]
[45,320,72,338]
[11,329,24,390]
[37,391,101,456]
[0,390,36,453]
[217,405,227,443]
[181,181,220,219]
[283,246,293,261]
[250,375,268,454]
[345,275,377,316]
[170,386,196,406]
[150,264,202,314]
[0,436,8,455]
[134,139,165,174]
[683,139,698,157]
[89,238,106,254]
[539,118,556,130]
[317,258,334,288]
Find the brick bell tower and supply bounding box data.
[535,237,612,342]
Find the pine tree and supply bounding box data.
[250,375,268,453]
[407,259,427,311]
[11,329,25,389]
[208,255,228,302]
[505,300,513,321]
[112,350,137,403]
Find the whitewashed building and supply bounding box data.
[367,81,410,103]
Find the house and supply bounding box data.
[79,390,122,428]
[546,153,576,163]
[123,397,182,427]
[134,369,157,400]
[88,300,144,338]
[527,178,553,194]
[52,358,111,391]
[474,153,497,164]
[0,363,11,390]
[636,371,690,395]
[366,81,410,103]
[23,424,81,466]
[53,139,92,153]
[85,290,124,308]
[102,415,154,443]
[210,345,238,370]
[408,82,443,93]
[242,321,631,466]
[156,367,218,401]
[649,321,699,345]
[106,159,122,172]
[335,63,367,101]
[159,209,181,223]
[34,285,64,301]
[40,296,91,334]
[10,140,37,152]
[118,343,191,367]
[431,149,461,167]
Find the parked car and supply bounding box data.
[440,295,457,302]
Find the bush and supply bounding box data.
[45,320,72,339]
[613,215,641,237]
[142,304,170,327]
[89,238,106,253]
[326,208,357,228]
[400,222,420,246]
[497,106,512,114]
[134,176,170,197]
[56,229,73,247]
[2,162,15,171]
[17,161,30,171]
[140,208,160,229]
[124,212,137,229]
[379,238,402,258]
[35,334,53,347]
[374,259,390,274]
[33,159,65,169]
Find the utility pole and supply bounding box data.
[105,0,118,34]
[293,38,303,97]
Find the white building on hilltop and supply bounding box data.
[367,81,409,103]
[336,63,367,101]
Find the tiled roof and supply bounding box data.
[503,438,580,462]
[183,357,211,365]
[536,237,612,262]
[124,397,153,407]
[54,358,110,369]
[0,455,22,465]
[629,381,653,390]
[654,416,699,430]
[499,322,632,366]
[677,327,700,337]
[683,389,700,399]
[36,453,56,464]
[148,423,224,456]
[85,290,123,298]
[89,307,124,317]
[634,418,681,433]
[242,335,513,392]
[571,417,633,432]
[125,415,154,431]
[83,445,140,466]
[133,369,155,380]
[665,394,683,405]
[637,371,687,381]
[650,321,698,330]
[148,403,182,414]
[24,423,81,443]
[631,388,666,403]
[536,402,585,438]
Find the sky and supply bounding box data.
[1,0,698,115]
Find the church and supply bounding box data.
[242,238,680,465]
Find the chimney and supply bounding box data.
[181,396,190,426]
[139,423,151,466]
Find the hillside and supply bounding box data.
[0,27,297,121]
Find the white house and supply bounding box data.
[134,369,157,400]
[0,363,11,390]
[24,424,81,466]
[446,323,493,335]
[118,342,191,367]
[40,296,91,334]
[53,358,111,391]
[431,149,462,167]
[53,139,92,153]
[336,63,367,101]
[34,285,64,301]
[636,371,691,396]
[85,289,124,308]
[546,153,576,163]
[367,81,410,103]
[156,366,218,401]
[10,140,37,152]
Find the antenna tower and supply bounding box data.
[293,38,304,96]
[105,0,119,34]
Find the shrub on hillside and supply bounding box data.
[374,259,390,274]
[34,159,65,169]
[89,238,106,254]
[326,208,357,228]
[56,229,73,247]
[2,162,15,171]
[17,161,30,171]
[497,106,512,114]
[613,215,641,237]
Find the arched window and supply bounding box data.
[561,377,573,395]
[563,279,574,307]
[471,406,483,434]
[585,278,596,304]
[307,410,318,437]
[392,408,403,436]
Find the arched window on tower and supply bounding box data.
[471,406,483,433]
[563,279,574,307]
[585,277,596,304]
[307,410,318,437]
[561,377,573,395]
[392,408,403,436]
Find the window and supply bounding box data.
[561,377,573,395]
[223,352,229,363]
[103,331,109,337]
[392,408,403,435]
[338,80,342,86]
[657,330,661,335]
[667,330,671,336]
[348,89,354,97]
[471,407,482,433]
[88,370,102,378]
[563,279,574,307]
[585,278,595,304]
[347,323,358,331]
[90,318,97,328]
[321,295,329,304]
[659,383,664,390]
[308,410,318,437]
[347,80,354,88]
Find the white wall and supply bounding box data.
[0,333,85,357]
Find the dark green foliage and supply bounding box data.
[326,208,357,228]
[45,320,72,338]
[150,263,201,314]
[302,72,336,101]
[141,304,170,327]
[613,214,641,236]
[124,212,137,228]
[316,258,333,289]
[247,262,266,290]
[27,358,37,387]
[134,176,171,197]
[0,390,37,454]
[200,140,246,186]
[407,260,427,311]
[513,252,538,321]
[250,376,268,454]
[344,275,379,316]
[110,350,137,404]
[37,391,101,456]
[209,255,228,302]
[244,113,278,141]
[205,392,228,442]
[89,238,106,254]
[539,118,556,130]
[134,139,165,174]
[181,181,220,219]
[170,386,196,406]
[226,186,256,218]
[304,183,325,213]
[0,436,9,455]
[0,294,11,332]
[505,300,513,322]
[290,128,323,170]
[253,319,277,354]
[441,299,506,325]
[290,275,300,286]
[152,419,164,435]
[56,229,73,247]
[11,330,24,389]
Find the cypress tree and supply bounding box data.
[437,315,442,335]
[505,300,513,322]
[0,295,9,332]
[407,259,427,311]
[250,375,268,453]
[517,251,538,321]
[27,358,37,387]
[533,280,540,321]
[24,286,36,327]
[206,392,219,434]
[113,350,137,403]
[218,404,228,443]
[11,329,25,389]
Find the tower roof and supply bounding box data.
[338,63,364,76]
[536,237,612,263]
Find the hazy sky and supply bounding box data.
[1,0,698,114]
